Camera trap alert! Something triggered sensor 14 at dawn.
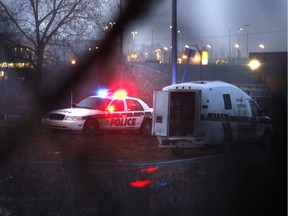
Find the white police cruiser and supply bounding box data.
[41,89,152,135]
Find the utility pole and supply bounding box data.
[244,24,251,59]
[171,0,177,84]
[120,0,123,60]
[229,29,231,61]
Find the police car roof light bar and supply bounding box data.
[113,89,128,99]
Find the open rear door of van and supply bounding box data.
[152,91,170,136]
[152,90,201,138]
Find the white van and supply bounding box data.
[152,81,273,155]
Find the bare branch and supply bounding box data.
[0,1,36,47]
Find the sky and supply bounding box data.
[125,0,287,59]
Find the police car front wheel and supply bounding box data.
[83,119,99,136]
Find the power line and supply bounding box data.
[135,29,287,42]
[179,29,287,40]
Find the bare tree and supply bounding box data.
[0,0,111,97]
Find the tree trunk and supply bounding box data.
[34,45,44,105]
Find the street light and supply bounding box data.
[244,24,251,58]
[206,44,212,63]
[248,59,261,70]
[71,59,76,65]
[130,31,138,55]
[237,27,243,60]
[181,46,196,82]
[186,44,207,80]
[109,22,116,28]
[131,31,138,38]
[102,25,108,34]
[259,44,265,51]
[248,59,266,90]
[169,26,180,33]
[237,25,251,59]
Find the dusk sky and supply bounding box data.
[123,0,287,59]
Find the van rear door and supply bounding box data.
[152,90,201,137]
[152,91,170,136]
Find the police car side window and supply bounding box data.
[110,100,124,111]
[126,99,144,111]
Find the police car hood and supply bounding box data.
[51,107,100,116]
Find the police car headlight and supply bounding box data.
[64,116,83,121]
[42,113,49,119]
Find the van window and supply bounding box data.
[223,94,232,110]
[249,100,261,116]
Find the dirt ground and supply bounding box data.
[1,128,176,163]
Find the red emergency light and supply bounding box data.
[140,166,159,173]
[130,180,152,188]
[113,89,127,99]
[107,105,115,113]
[96,88,128,99]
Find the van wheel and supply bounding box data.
[260,130,272,151]
[171,147,184,156]
[222,140,232,154]
[140,119,152,135]
[83,119,99,136]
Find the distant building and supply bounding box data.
[0,33,34,82]
[249,52,287,92]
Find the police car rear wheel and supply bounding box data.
[140,119,152,135]
[83,119,99,136]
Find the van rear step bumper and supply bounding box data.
[157,136,206,148]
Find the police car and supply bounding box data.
[41,89,153,135]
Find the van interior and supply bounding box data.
[169,92,196,136]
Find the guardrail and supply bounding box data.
[0,114,29,127]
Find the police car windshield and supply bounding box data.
[76,97,111,110]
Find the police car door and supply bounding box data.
[125,99,145,130]
[105,99,126,130]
